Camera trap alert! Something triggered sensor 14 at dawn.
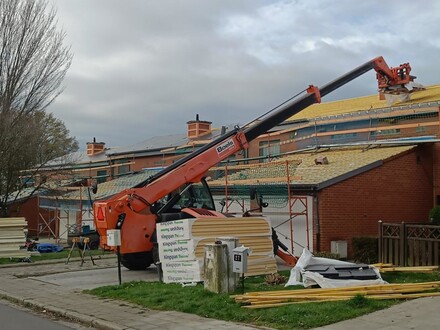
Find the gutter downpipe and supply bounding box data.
[314,189,320,253]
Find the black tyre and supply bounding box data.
[120,252,153,270]
[89,239,100,250]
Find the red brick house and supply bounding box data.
[207,142,438,259]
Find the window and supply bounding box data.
[155,180,215,212]
[331,133,357,141]
[179,183,215,210]
[259,140,280,162]
[118,164,130,175]
[113,159,130,176]
[97,170,107,183]
[416,126,427,133]
[154,160,166,166]
[20,176,34,187]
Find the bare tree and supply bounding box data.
[0,0,76,216]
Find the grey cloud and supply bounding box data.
[47,0,440,148]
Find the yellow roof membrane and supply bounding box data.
[288,84,440,121]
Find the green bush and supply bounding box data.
[352,237,378,264]
[429,206,440,225]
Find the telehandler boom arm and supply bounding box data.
[94,56,419,268]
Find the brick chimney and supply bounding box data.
[187,114,212,139]
[86,137,105,156]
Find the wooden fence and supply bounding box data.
[378,221,440,266]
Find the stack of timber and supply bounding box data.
[234,281,440,309]
[372,263,439,273]
[156,217,277,283]
[0,217,31,259]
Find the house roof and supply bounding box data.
[5,178,83,205]
[60,168,163,203]
[43,149,111,169]
[290,144,415,188]
[107,134,188,156]
[208,144,417,190]
[107,125,236,156]
[288,84,440,122]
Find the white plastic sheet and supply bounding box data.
[285,249,387,288]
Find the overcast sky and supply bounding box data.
[47,0,440,149]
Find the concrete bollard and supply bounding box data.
[203,242,229,293]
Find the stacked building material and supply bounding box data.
[157,217,277,283]
[235,281,440,309]
[371,263,439,273]
[0,217,31,259]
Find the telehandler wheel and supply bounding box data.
[120,251,153,270]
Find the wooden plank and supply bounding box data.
[415,240,420,266]
[237,281,440,298]
[435,241,439,265]
[0,235,27,240]
[382,237,391,263]
[408,239,414,267]
[379,266,438,273]
[0,217,26,222]
[421,240,427,266]
[0,238,27,245]
[394,238,399,265]
[387,239,392,264]
[235,282,440,308]
[428,241,433,265]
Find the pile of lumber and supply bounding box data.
[372,263,439,273]
[234,281,440,309]
[156,217,278,283]
[0,217,31,259]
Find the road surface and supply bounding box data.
[0,299,92,329]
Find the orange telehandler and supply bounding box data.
[94,56,420,270]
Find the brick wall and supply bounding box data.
[9,196,54,237]
[315,146,434,258]
[433,143,440,204]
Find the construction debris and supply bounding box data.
[286,249,386,288]
[234,281,440,309]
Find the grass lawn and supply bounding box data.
[86,270,440,330]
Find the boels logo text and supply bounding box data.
[216,139,235,155]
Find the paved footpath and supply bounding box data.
[315,295,440,330]
[1,257,440,329]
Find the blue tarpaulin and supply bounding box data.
[36,243,64,253]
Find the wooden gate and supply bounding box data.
[378,221,440,266]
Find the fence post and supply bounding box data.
[399,222,406,266]
[378,220,383,263]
